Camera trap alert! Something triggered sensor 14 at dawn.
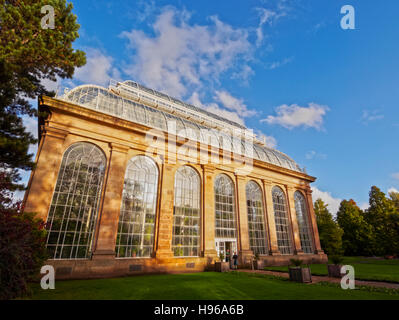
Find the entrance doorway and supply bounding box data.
[215,239,237,268]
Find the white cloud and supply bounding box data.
[255,1,289,47]
[74,48,121,86]
[267,57,293,70]
[255,8,277,47]
[359,202,369,211]
[214,90,257,118]
[311,186,341,215]
[361,109,384,125]
[388,187,399,194]
[120,8,252,98]
[262,103,329,130]
[305,150,327,160]
[392,173,399,180]
[188,92,245,126]
[255,130,277,148]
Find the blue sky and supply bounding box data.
[24,0,399,213]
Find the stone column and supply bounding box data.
[155,162,175,259]
[202,165,217,259]
[93,143,129,259]
[262,180,281,255]
[305,188,325,254]
[24,126,68,221]
[286,186,304,255]
[235,175,253,264]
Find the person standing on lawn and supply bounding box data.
[233,252,238,270]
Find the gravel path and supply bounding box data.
[238,269,399,290]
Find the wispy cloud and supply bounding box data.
[120,8,252,98]
[74,48,121,86]
[312,186,341,215]
[361,109,384,125]
[305,150,327,160]
[392,173,399,180]
[261,103,329,130]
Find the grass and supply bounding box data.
[25,271,399,300]
[265,256,399,283]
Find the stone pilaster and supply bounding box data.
[286,186,304,255]
[155,162,175,259]
[235,175,253,263]
[262,180,281,255]
[305,188,325,255]
[24,126,68,221]
[202,165,217,258]
[93,143,129,259]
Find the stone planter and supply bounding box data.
[215,262,230,272]
[288,267,312,283]
[254,260,264,270]
[327,264,342,278]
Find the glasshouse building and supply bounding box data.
[24,80,327,279]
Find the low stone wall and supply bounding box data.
[44,253,327,280]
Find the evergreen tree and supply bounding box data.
[336,199,374,256]
[364,186,399,256]
[314,198,343,256]
[0,0,85,192]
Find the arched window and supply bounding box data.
[272,186,293,255]
[115,155,159,258]
[294,191,314,254]
[172,166,201,257]
[246,181,268,255]
[214,174,236,239]
[46,142,106,259]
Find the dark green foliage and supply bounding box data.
[364,186,399,256]
[0,0,86,190]
[337,199,374,256]
[314,199,343,256]
[289,259,303,267]
[0,202,47,300]
[330,255,344,265]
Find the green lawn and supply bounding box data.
[265,257,399,283]
[26,271,399,300]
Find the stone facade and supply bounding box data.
[24,90,327,280]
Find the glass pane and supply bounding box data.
[115,155,159,258]
[46,142,106,259]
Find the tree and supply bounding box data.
[0,0,86,191]
[336,199,374,256]
[0,173,48,300]
[389,191,399,212]
[314,198,343,256]
[364,186,399,256]
[0,0,85,299]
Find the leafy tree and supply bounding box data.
[0,173,47,300]
[364,186,399,256]
[389,191,399,212]
[0,0,86,191]
[314,198,343,256]
[336,199,374,256]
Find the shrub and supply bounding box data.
[330,255,344,265]
[289,259,303,267]
[0,203,48,300]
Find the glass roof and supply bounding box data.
[60,84,303,173]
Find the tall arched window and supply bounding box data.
[46,142,106,259]
[172,166,201,257]
[246,181,268,255]
[214,174,236,239]
[272,186,293,255]
[294,191,314,254]
[115,155,159,258]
